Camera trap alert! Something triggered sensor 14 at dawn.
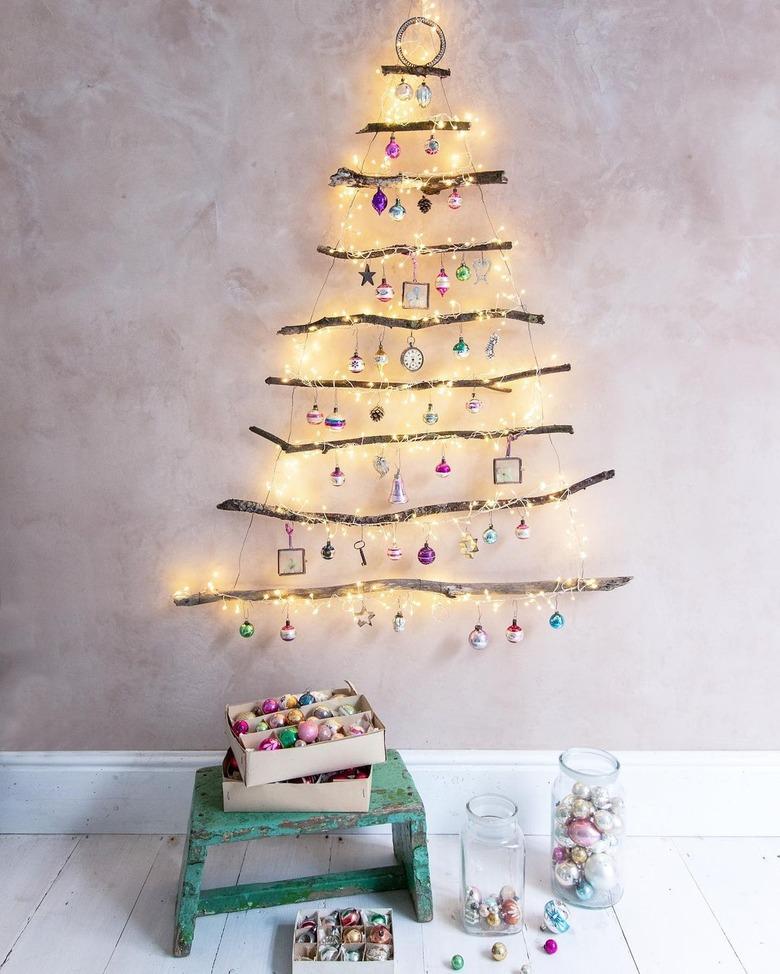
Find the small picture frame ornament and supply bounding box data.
[402,280,430,310]
[277,523,307,576]
[493,435,523,485]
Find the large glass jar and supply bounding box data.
[551,747,625,908]
[460,794,525,935]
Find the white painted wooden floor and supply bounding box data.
[0,833,776,973]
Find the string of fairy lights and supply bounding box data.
[173,1,611,640]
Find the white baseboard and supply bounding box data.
[1,750,778,836]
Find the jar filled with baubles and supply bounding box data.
[460,794,525,935]
[551,747,625,908]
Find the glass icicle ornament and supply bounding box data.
[371,186,388,215]
[395,78,413,101]
[448,187,463,209]
[389,197,406,221]
[239,619,254,638]
[385,134,400,159]
[388,469,408,504]
[468,623,488,649]
[435,455,452,478]
[280,616,296,641]
[455,260,471,282]
[375,277,394,302]
[306,400,324,424]
[324,405,346,430]
[416,80,432,107]
[424,135,439,155]
[329,465,346,486]
[435,267,450,296]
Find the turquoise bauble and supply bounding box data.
[451,955,464,971]
[482,527,498,544]
[452,336,470,358]
[575,880,595,901]
[549,611,565,630]
[239,620,255,638]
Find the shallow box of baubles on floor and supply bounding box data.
[221,751,375,812]
[293,908,395,970]
[225,684,387,788]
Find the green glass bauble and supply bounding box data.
[452,336,470,358]
[455,261,471,282]
[278,728,297,748]
[239,620,255,638]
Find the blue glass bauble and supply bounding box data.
[298,692,315,706]
[549,611,565,630]
[575,880,595,901]
[482,527,498,544]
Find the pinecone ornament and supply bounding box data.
[369,403,385,422]
[417,196,432,214]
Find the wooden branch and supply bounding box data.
[216,470,615,526]
[317,241,512,260]
[175,574,632,607]
[329,167,507,195]
[356,120,470,134]
[249,424,573,455]
[278,309,544,336]
[380,64,450,78]
[265,363,571,395]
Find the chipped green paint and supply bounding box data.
[173,749,433,957]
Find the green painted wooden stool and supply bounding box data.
[173,749,433,956]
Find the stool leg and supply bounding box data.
[173,839,206,957]
[392,817,433,922]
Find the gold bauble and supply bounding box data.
[491,941,508,961]
[571,846,588,865]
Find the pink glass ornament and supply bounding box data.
[466,394,483,413]
[417,542,436,565]
[385,135,400,159]
[567,818,602,848]
[435,267,450,296]
[261,698,279,714]
[435,456,451,477]
[267,711,286,728]
[424,136,439,155]
[375,277,394,302]
[258,737,281,751]
[306,403,324,424]
[231,719,249,736]
[330,465,346,486]
[280,618,296,642]
[515,518,530,539]
[386,543,403,560]
[348,722,366,736]
[552,845,567,863]
[544,939,558,955]
[317,723,334,742]
[448,187,463,209]
[371,187,388,215]
[505,619,524,643]
[297,718,320,744]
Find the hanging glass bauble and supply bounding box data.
[417,541,436,565]
[388,470,408,504]
[371,187,388,215]
[395,79,413,100]
[515,518,530,539]
[468,624,488,650]
[459,533,479,558]
[435,456,451,478]
[418,196,432,213]
[455,261,471,282]
[416,81,432,107]
[422,402,439,425]
[306,401,324,425]
[393,610,406,632]
[239,619,255,638]
[349,351,365,373]
[473,254,492,283]
[448,187,463,209]
[453,336,470,358]
[324,406,346,430]
[376,277,394,302]
[330,465,346,486]
[280,617,297,641]
[374,341,389,365]
[549,611,565,630]
[424,136,439,155]
[369,403,385,422]
[373,454,390,477]
[435,267,450,296]
[321,539,335,560]
[385,135,400,159]
[505,618,524,643]
[389,198,406,221]
[482,524,498,544]
[466,393,482,413]
[386,542,403,561]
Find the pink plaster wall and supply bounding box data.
[1,1,778,750]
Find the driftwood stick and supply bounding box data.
[248,424,574,455]
[329,167,507,195]
[174,574,632,607]
[380,64,450,78]
[317,241,512,260]
[278,308,544,336]
[216,470,615,526]
[356,121,470,134]
[264,363,571,395]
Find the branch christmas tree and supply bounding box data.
[174,16,631,641]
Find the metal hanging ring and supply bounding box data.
[395,17,447,69]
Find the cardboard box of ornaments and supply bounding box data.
[292,907,396,970]
[225,682,386,789]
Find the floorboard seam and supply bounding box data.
[671,838,749,973]
[609,904,642,973]
[0,835,82,971]
[100,835,165,973]
[209,843,250,974]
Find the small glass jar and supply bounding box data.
[460,794,525,935]
[551,747,625,908]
